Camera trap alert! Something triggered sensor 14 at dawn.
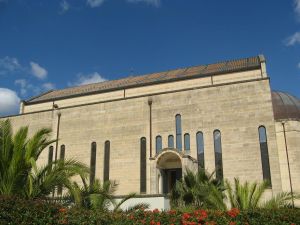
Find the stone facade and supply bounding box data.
[1,56,299,206]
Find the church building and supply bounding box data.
[1,55,300,209]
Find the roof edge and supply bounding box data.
[24,90,55,104]
[26,55,262,105]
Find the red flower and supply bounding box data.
[227,208,240,218]
[156,222,161,225]
[229,222,236,225]
[168,210,177,215]
[194,210,208,221]
[150,220,156,225]
[59,208,67,213]
[129,215,134,220]
[182,213,191,220]
[153,208,160,213]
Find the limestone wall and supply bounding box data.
[0,75,282,195]
[22,69,262,113]
[275,120,300,194]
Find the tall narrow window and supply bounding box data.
[90,142,97,185]
[60,145,65,160]
[104,141,110,182]
[48,146,53,165]
[184,133,190,151]
[258,126,272,186]
[58,145,66,195]
[168,135,174,148]
[140,137,147,193]
[156,136,162,154]
[175,114,182,150]
[196,132,205,168]
[214,130,223,181]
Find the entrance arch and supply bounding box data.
[156,149,182,194]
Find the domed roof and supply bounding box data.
[272,91,300,121]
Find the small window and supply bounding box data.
[196,132,205,168]
[90,142,97,185]
[184,133,190,151]
[104,141,110,182]
[48,146,53,165]
[168,135,174,148]
[156,136,162,154]
[258,126,272,186]
[175,114,182,150]
[140,137,147,193]
[213,130,223,181]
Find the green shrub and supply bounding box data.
[0,195,61,225]
[0,196,299,225]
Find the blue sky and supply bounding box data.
[0,0,300,116]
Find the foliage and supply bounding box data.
[0,119,89,198]
[170,168,227,210]
[1,195,300,225]
[171,168,298,211]
[226,178,298,210]
[67,178,148,212]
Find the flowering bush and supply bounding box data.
[0,196,300,225]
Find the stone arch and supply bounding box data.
[155,148,183,194]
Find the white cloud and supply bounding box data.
[284,32,300,46]
[15,79,28,96]
[0,88,20,116]
[295,0,300,17]
[0,56,21,75]
[15,79,53,97]
[297,62,300,69]
[70,72,107,86]
[42,82,55,91]
[30,61,48,80]
[127,0,161,7]
[87,0,105,8]
[60,0,70,13]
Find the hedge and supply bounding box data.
[0,196,299,225]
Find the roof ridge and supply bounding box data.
[26,55,261,104]
[39,55,260,94]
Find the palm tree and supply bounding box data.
[68,178,148,212]
[226,178,298,210]
[0,119,89,198]
[170,168,227,210]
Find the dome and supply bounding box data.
[272,91,300,121]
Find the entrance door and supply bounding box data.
[162,168,182,194]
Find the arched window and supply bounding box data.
[258,126,272,186]
[48,146,53,165]
[156,136,162,154]
[140,137,147,193]
[58,144,66,195]
[90,142,97,185]
[104,141,110,182]
[213,130,223,181]
[168,135,174,148]
[196,132,205,168]
[184,133,190,151]
[175,114,182,150]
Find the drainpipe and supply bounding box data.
[281,121,294,208]
[148,98,153,158]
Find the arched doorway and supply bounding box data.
[156,150,182,194]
